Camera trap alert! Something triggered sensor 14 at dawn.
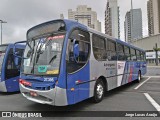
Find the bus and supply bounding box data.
[0,43,25,92]
[18,19,147,106]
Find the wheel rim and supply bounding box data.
[96,83,104,99]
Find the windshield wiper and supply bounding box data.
[49,55,57,64]
[37,39,52,55]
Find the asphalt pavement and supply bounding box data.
[0,66,160,119]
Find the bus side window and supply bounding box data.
[67,29,90,73]
[141,52,146,61]
[130,48,137,61]
[124,46,131,61]
[106,40,117,61]
[117,43,125,61]
[136,50,141,61]
[92,34,106,61]
[5,49,20,80]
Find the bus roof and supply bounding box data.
[27,19,145,52]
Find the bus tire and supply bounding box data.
[137,71,141,83]
[92,79,105,103]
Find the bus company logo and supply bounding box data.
[2,112,11,117]
[104,63,115,67]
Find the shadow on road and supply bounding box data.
[0,91,20,96]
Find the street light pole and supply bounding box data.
[131,0,133,10]
[0,20,7,45]
[0,22,2,45]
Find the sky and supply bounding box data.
[0,0,148,44]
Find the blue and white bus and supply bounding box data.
[18,19,147,106]
[0,43,25,92]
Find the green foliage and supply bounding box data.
[153,48,160,51]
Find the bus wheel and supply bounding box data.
[92,79,105,103]
[137,71,141,83]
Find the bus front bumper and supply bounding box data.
[20,84,68,106]
[20,84,56,105]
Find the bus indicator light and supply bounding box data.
[71,88,75,91]
[19,79,32,87]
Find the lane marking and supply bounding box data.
[134,77,151,90]
[145,76,160,78]
[144,93,160,111]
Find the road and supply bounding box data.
[0,66,160,119]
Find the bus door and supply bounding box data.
[66,29,90,104]
[5,47,23,92]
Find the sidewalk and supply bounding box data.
[147,65,160,68]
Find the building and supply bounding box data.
[131,34,160,65]
[68,5,101,32]
[147,0,160,36]
[124,9,143,43]
[60,14,64,19]
[147,0,154,35]
[105,0,120,39]
[124,12,131,42]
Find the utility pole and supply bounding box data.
[155,43,159,66]
[0,20,7,45]
[131,0,133,10]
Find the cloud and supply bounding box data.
[0,0,148,43]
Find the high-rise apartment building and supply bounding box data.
[124,9,143,43]
[68,5,101,32]
[147,0,160,36]
[60,14,64,19]
[105,0,120,39]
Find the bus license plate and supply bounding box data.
[30,91,38,97]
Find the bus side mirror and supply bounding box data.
[13,40,26,59]
[73,39,79,60]
[14,57,20,67]
[13,40,26,68]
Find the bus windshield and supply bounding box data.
[22,34,65,76]
[0,45,7,75]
